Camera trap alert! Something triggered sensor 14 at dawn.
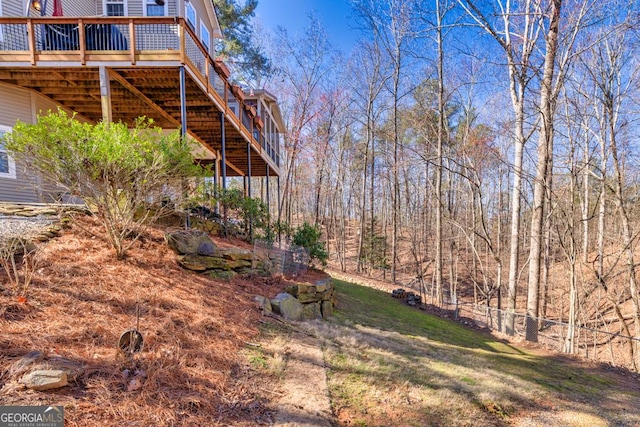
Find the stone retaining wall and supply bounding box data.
[0,203,83,243]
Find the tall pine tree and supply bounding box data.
[212,0,271,81]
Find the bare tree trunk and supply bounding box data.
[526,0,562,342]
[539,155,553,325]
[582,133,590,264]
[609,118,640,371]
[357,132,370,273]
[460,0,538,336]
[434,0,445,305]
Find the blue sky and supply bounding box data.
[254,0,360,53]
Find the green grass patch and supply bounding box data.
[316,279,638,427]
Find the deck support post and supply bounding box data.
[247,143,252,198]
[99,66,112,123]
[246,138,253,239]
[266,166,270,224]
[179,66,189,228]
[220,112,228,235]
[220,112,227,191]
[179,66,187,136]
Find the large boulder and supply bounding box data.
[285,280,334,304]
[165,230,219,256]
[270,293,303,321]
[178,254,252,272]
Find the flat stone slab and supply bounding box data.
[21,369,68,391]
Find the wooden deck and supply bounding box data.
[0,17,279,177]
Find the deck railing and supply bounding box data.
[0,16,279,170]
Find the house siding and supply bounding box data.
[0,83,94,203]
[58,1,97,16]
[0,84,40,202]
[1,0,96,16]
[181,0,218,53]
[2,0,23,16]
[97,1,178,17]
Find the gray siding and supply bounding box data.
[2,0,25,16]
[0,84,39,203]
[0,84,92,203]
[1,0,97,16]
[181,0,218,53]
[128,0,142,16]
[97,1,177,17]
[57,1,97,16]
[0,0,26,16]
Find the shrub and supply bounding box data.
[0,238,40,299]
[292,222,328,267]
[4,110,202,259]
[187,185,271,242]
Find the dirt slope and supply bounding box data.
[0,216,277,426]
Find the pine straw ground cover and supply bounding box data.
[0,215,282,426]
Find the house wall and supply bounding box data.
[1,0,96,16]
[0,83,92,203]
[96,0,179,17]
[181,0,215,47]
[0,84,41,202]
[94,0,216,53]
[1,0,24,16]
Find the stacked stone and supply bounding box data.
[391,288,406,298]
[251,247,284,276]
[0,203,77,244]
[0,203,59,217]
[256,279,335,321]
[391,288,422,306]
[167,230,255,280]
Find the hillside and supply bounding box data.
[286,281,640,426]
[0,215,276,426]
[2,215,640,426]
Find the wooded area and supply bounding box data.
[245,0,640,369]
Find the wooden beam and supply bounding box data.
[225,159,245,177]
[109,70,182,128]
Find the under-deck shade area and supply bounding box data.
[0,16,280,177]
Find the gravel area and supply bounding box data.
[0,216,55,241]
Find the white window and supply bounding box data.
[200,21,210,52]
[144,0,167,17]
[104,0,125,17]
[186,2,196,29]
[0,126,17,179]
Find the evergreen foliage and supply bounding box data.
[292,222,328,266]
[212,0,271,81]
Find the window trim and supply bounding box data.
[103,0,127,17]
[185,2,197,29]
[143,0,168,17]
[0,125,17,180]
[200,20,210,52]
